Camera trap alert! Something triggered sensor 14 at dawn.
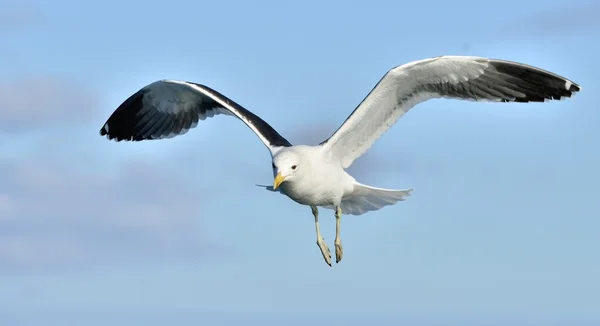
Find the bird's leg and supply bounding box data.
[311,205,331,267]
[335,205,343,264]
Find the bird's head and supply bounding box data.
[271,151,302,190]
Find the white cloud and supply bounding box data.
[501,3,600,37]
[0,193,14,219]
[0,153,232,272]
[0,5,45,31]
[0,77,101,133]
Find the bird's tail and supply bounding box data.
[334,182,413,216]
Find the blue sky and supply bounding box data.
[1,0,599,325]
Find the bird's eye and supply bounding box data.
[272,162,276,169]
[291,165,297,170]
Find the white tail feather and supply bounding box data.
[329,182,413,215]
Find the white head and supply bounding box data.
[271,149,304,190]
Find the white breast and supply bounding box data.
[280,148,355,207]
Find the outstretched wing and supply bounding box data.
[99,79,292,154]
[319,55,582,168]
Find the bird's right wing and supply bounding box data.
[319,56,581,168]
[100,80,292,155]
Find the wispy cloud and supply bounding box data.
[501,2,600,37]
[0,77,101,132]
[0,153,232,272]
[0,5,45,31]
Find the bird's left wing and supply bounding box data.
[100,80,292,154]
[319,55,581,168]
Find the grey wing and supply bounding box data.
[99,80,292,153]
[319,55,582,168]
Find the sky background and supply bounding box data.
[1,0,599,325]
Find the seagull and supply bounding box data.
[99,55,581,266]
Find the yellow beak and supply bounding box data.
[273,172,287,190]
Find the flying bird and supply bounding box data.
[99,55,581,266]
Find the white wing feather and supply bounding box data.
[319,55,581,168]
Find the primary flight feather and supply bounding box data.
[100,55,581,267]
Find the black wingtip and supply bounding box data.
[98,89,149,142]
[566,80,582,94]
[488,60,582,102]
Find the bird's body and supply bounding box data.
[99,55,581,266]
[268,145,411,215]
[272,146,355,208]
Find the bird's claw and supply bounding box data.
[335,239,343,264]
[317,238,332,267]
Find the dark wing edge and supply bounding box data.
[481,58,581,102]
[99,80,293,150]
